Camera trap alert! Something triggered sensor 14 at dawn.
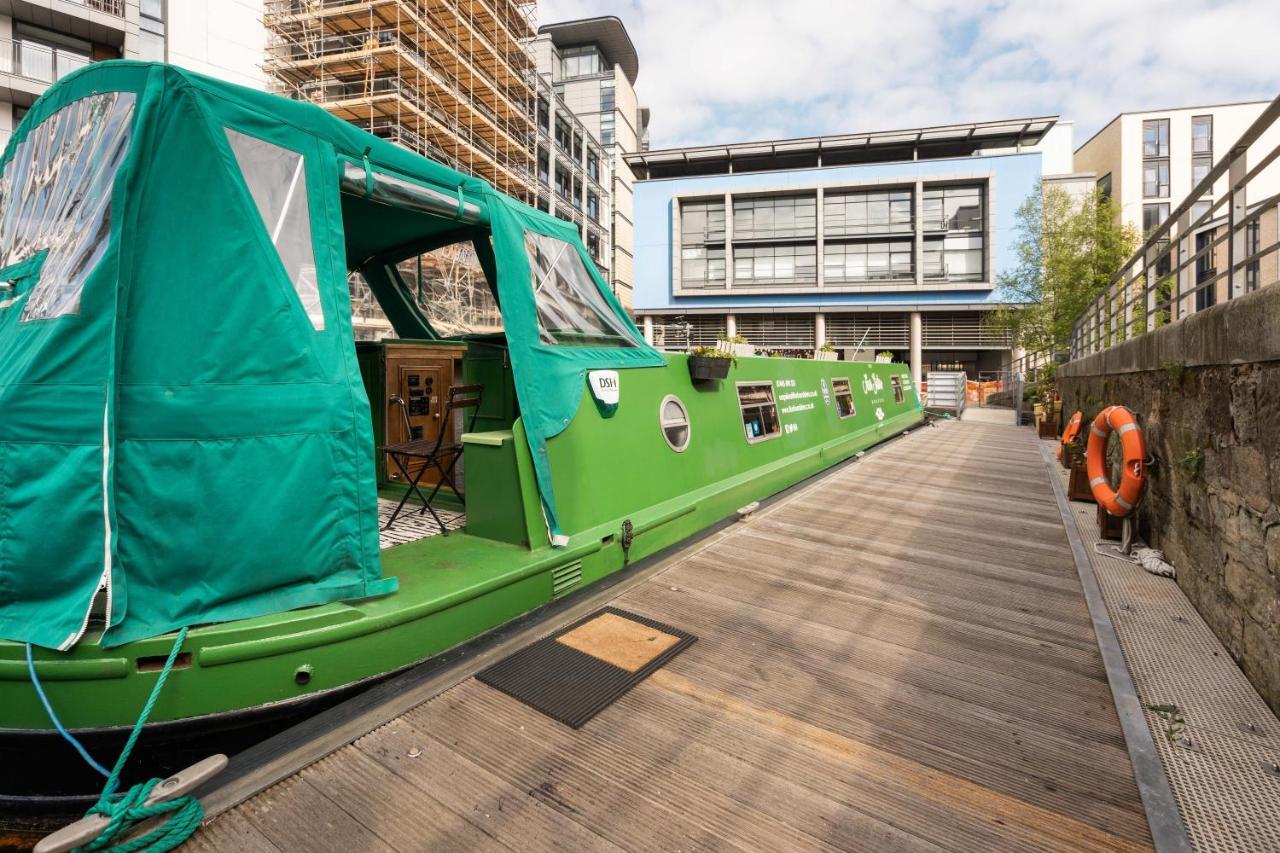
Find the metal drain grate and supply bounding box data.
[1050,447,1280,852]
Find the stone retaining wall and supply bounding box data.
[1058,284,1280,714]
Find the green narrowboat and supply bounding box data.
[0,61,922,808]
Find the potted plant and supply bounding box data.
[688,345,735,382]
[875,351,894,363]
[814,342,837,361]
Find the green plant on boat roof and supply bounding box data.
[690,345,737,366]
[819,342,835,353]
[877,351,893,360]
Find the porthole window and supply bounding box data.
[660,394,691,452]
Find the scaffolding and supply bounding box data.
[264,0,539,202]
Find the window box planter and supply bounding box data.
[688,355,732,382]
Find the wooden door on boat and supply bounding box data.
[383,345,462,489]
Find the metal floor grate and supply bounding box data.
[1050,447,1280,852]
[377,498,465,550]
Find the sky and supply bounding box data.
[536,0,1280,151]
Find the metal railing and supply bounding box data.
[1070,93,1280,359]
[70,0,124,16]
[0,38,91,85]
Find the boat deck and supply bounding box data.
[189,415,1155,852]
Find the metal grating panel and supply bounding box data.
[551,560,583,598]
[1050,455,1280,853]
[736,313,816,348]
[921,312,1011,349]
[652,315,727,350]
[825,313,909,348]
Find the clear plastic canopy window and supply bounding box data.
[0,92,136,321]
[524,231,640,347]
[392,241,503,338]
[225,129,324,331]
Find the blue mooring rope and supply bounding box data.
[28,627,204,852]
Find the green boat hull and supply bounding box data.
[1,353,920,800]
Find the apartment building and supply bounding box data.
[1075,101,1276,237]
[626,118,1074,385]
[531,71,611,279]
[0,0,139,149]
[530,16,649,307]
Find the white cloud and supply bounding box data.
[537,0,1280,148]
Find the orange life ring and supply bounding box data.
[1086,406,1147,516]
[1056,410,1083,460]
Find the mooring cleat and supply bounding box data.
[33,754,228,853]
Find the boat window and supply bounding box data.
[659,394,691,452]
[226,129,324,331]
[891,375,905,403]
[392,240,502,337]
[737,382,781,443]
[0,92,135,321]
[832,378,856,418]
[524,231,641,347]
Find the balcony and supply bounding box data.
[0,38,91,86]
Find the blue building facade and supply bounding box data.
[624,118,1062,383]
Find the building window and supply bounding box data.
[12,23,92,83]
[1194,230,1216,311]
[599,114,615,145]
[1143,118,1170,157]
[1143,118,1170,199]
[832,378,856,418]
[572,131,582,162]
[922,185,982,231]
[554,117,571,152]
[600,79,615,111]
[732,195,816,240]
[587,150,600,182]
[571,177,582,209]
[680,199,725,244]
[1245,221,1260,293]
[561,44,604,79]
[733,244,817,285]
[823,241,913,282]
[1192,115,1213,155]
[659,395,691,452]
[824,189,912,236]
[587,191,600,221]
[1142,203,1169,236]
[1143,158,1169,198]
[537,150,549,185]
[679,246,725,289]
[737,383,781,443]
[537,97,549,132]
[891,375,905,404]
[1192,155,1212,186]
[554,169,571,200]
[139,0,166,62]
[923,235,984,281]
[586,230,601,262]
[1097,172,1113,199]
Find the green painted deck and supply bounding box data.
[188,415,1154,852]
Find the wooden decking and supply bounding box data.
[189,416,1154,852]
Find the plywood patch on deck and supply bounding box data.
[556,612,681,672]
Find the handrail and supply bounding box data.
[1069,92,1280,359]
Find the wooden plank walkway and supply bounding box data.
[188,417,1154,852]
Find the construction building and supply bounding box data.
[263,0,540,202]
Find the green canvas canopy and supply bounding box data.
[0,61,662,650]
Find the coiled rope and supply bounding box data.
[28,627,203,852]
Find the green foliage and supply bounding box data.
[1146,703,1186,744]
[819,342,835,352]
[876,351,894,360]
[1164,360,1186,382]
[1178,448,1204,479]
[690,345,737,366]
[723,334,748,345]
[988,185,1139,359]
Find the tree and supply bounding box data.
[989,184,1138,359]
